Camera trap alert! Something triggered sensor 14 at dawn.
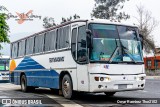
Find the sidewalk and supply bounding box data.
[146,76,160,80]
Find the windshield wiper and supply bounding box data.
[121,44,137,64]
[109,47,119,63]
[109,39,119,63]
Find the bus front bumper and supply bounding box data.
[89,74,146,92]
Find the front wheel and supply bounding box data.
[104,92,116,96]
[62,74,73,99]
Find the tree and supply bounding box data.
[91,0,130,22]
[0,6,10,54]
[0,6,7,11]
[43,14,80,29]
[135,5,158,53]
[61,14,80,24]
[43,17,56,29]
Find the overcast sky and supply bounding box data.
[1,0,160,56]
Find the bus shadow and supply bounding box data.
[15,88,136,104]
[72,92,133,104]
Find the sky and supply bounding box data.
[0,0,160,56]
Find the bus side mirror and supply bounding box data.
[139,34,143,49]
[86,29,92,48]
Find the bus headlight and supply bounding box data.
[100,77,104,81]
[94,77,111,81]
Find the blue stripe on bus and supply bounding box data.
[26,69,59,88]
[13,57,60,89]
[15,57,45,70]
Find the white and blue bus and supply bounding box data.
[10,19,146,99]
[0,56,9,83]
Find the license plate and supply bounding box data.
[2,77,9,80]
[118,84,127,89]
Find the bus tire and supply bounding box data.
[62,74,73,99]
[104,92,116,96]
[21,75,29,92]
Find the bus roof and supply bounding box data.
[88,19,138,27]
[11,19,138,44]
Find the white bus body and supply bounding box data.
[10,19,146,99]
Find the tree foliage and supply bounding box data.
[0,6,10,53]
[43,17,56,29]
[91,0,130,22]
[135,5,158,53]
[0,6,7,11]
[61,14,80,24]
[43,14,80,29]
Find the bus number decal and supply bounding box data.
[49,57,65,63]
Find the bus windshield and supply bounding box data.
[0,59,9,71]
[89,23,143,63]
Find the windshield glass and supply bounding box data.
[89,23,143,63]
[0,59,9,71]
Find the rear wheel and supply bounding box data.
[104,92,116,96]
[21,75,35,92]
[21,75,28,92]
[62,74,73,99]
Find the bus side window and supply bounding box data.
[45,30,56,51]
[12,42,18,58]
[56,28,61,50]
[35,34,45,53]
[65,26,70,47]
[71,28,77,60]
[18,40,25,57]
[63,26,70,48]
[26,37,35,55]
[77,25,87,63]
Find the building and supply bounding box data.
[144,48,160,70]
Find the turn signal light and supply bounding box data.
[95,77,99,81]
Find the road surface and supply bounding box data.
[0,79,159,107]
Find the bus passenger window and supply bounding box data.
[26,37,34,55]
[35,34,45,53]
[11,43,18,58]
[71,28,77,60]
[77,26,87,62]
[18,40,26,57]
[45,30,56,51]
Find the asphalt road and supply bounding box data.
[0,79,160,107]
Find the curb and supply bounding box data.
[146,76,160,80]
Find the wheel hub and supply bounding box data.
[21,79,25,90]
[63,80,70,94]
